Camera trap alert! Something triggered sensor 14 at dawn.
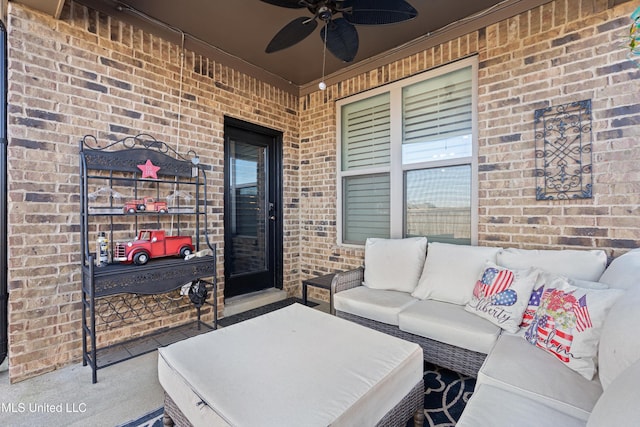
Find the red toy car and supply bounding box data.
[113,230,194,265]
[123,197,168,214]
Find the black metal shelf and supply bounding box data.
[79,134,217,384]
[83,256,216,297]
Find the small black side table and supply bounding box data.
[302,272,339,315]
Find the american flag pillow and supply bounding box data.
[522,276,624,380]
[464,262,539,333]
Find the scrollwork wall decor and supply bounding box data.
[534,100,593,200]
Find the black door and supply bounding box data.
[223,118,282,299]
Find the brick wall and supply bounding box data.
[299,0,640,289]
[6,2,300,382]
[5,0,640,383]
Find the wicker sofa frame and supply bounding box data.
[332,267,487,378]
[162,379,426,426]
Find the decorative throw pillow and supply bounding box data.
[520,272,610,329]
[464,262,538,333]
[522,276,624,380]
[363,237,428,293]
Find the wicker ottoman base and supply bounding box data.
[163,378,425,427]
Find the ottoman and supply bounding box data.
[158,303,425,426]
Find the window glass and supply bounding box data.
[337,58,477,246]
[405,166,471,244]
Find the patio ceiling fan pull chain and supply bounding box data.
[319,20,328,91]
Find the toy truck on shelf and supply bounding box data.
[113,230,194,265]
[123,197,168,214]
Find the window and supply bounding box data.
[337,57,478,245]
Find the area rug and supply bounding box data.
[117,407,163,427]
[412,362,476,427]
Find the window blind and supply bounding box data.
[341,93,390,171]
[403,67,472,145]
[343,174,390,243]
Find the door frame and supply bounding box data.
[223,116,283,297]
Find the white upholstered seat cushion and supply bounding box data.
[398,299,501,354]
[158,304,423,427]
[457,384,586,427]
[477,333,602,420]
[333,286,418,326]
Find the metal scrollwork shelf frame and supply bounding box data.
[534,100,593,200]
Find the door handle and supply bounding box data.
[269,215,276,221]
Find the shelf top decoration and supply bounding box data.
[137,159,161,179]
[81,134,202,179]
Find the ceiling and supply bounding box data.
[14,0,551,93]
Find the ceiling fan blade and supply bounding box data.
[342,0,418,25]
[266,17,318,53]
[260,0,307,8]
[321,18,359,62]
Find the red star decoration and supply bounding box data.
[137,159,161,179]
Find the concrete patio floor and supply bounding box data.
[0,351,163,427]
[0,293,328,426]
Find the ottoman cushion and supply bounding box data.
[158,303,423,426]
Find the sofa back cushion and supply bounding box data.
[598,285,640,390]
[411,243,502,305]
[598,248,640,290]
[497,248,607,281]
[363,237,428,293]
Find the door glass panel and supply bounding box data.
[229,139,267,275]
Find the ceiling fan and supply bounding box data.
[261,0,418,63]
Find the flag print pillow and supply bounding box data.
[523,276,624,380]
[464,262,539,333]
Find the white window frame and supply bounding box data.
[336,56,479,247]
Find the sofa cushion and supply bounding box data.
[457,384,586,427]
[496,248,607,281]
[398,299,501,354]
[521,276,623,380]
[477,334,602,420]
[411,243,502,305]
[465,263,538,333]
[598,248,640,290]
[333,286,418,326]
[598,285,640,390]
[587,359,640,427]
[363,237,428,293]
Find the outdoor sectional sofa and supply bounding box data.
[333,239,640,425]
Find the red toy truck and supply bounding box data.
[123,197,168,214]
[113,230,194,265]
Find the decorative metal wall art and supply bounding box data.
[534,100,593,200]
